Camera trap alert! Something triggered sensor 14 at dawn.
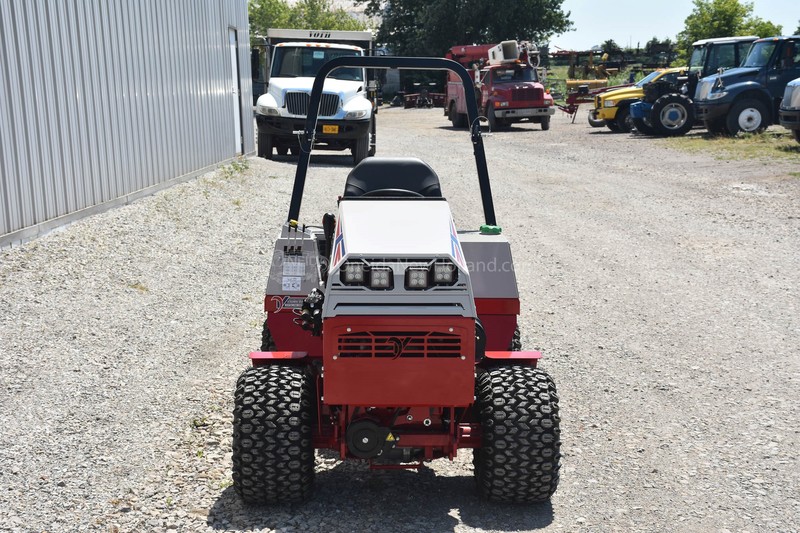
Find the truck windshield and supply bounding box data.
[635,71,661,87]
[271,46,364,81]
[689,46,707,73]
[741,42,776,68]
[492,67,535,83]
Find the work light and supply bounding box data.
[341,262,365,285]
[369,267,393,289]
[433,262,456,284]
[405,267,429,290]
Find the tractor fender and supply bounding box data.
[482,350,542,366]
[249,351,309,365]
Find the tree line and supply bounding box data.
[250,0,796,62]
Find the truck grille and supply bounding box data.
[511,87,544,102]
[285,92,340,116]
[337,331,462,358]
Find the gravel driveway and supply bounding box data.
[1,107,798,533]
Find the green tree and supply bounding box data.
[249,0,366,39]
[600,39,622,53]
[794,20,799,35]
[356,0,573,56]
[675,0,782,61]
[740,16,782,39]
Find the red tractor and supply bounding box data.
[232,56,561,504]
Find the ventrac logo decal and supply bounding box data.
[450,218,466,268]
[388,337,412,359]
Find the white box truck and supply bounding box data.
[254,29,377,164]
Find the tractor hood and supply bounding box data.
[333,200,466,268]
[708,67,761,85]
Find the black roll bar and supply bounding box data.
[287,56,497,226]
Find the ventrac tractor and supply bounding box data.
[232,56,561,504]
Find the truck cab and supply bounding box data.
[695,36,800,135]
[255,29,377,164]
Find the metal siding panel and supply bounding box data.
[2,0,251,243]
[0,0,20,233]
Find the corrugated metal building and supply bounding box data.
[0,0,253,247]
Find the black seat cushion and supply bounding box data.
[343,157,442,198]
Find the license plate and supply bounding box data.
[322,125,339,134]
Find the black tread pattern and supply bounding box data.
[474,365,561,502]
[260,319,276,351]
[232,365,315,504]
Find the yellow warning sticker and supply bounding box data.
[385,433,395,442]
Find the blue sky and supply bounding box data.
[552,0,799,50]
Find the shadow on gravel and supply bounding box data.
[207,460,554,532]
[267,153,356,169]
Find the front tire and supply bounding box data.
[725,98,768,135]
[541,116,551,131]
[473,365,561,502]
[614,106,633,133]
[257,129,273,160]
[652,94,695,136]
[232,365,316,504]
[352,127,370,165]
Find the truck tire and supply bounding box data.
[652,94,695,136]
[232,364,315,504]
[474,365,561,502]
[541,116,551,131]
[632,117,656,135]
[449,101,466,128]
[606,120,620,132]
[725,98,768,135]
[257,130,273,160]
[352,128,370,165]
[614,105,633,133]
[487,104,498,131]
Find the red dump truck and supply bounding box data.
[445,41,555,130]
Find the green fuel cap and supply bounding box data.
[479,224,502,235]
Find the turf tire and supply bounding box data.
[260,319,276,351]
[473,365,561,502]
[232,365,315,504]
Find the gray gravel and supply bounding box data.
[1,107,799,533]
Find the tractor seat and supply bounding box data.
[343,157,442,198]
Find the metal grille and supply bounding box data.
[783,84,800,110]
[337,331,462,358]
[511,87,544,102]
[285,92,341,116]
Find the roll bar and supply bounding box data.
[288,56,497,226]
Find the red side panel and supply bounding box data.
[323,316,475,407]
[267,310,323,357]
[475,298,518,351]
